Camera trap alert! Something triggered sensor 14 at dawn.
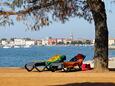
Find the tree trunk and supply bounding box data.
[87,0,108,72]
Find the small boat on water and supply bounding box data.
[23,45,31,48]
[3,45,11,48]
[13,46,20,48]
[21,45,31,48]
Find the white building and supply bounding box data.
[63,39,72,44]
[36,40,42,45]
[14,39,26,46]
[109,39,115,45]
[1,40,8,45]
[25,40,35,46]
[42,39,48,45]
[9,41,14,46]
[92,39,115,46]
[91,40,95,45]
[57,38,63,43]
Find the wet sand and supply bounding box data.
[0,67,115,86]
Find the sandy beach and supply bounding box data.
[0,58,115,86]
[0,67,115,86]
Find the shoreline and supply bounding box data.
[0,57,115,68]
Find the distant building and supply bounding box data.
[1,40,8,45]
[36,40,42,45]
[42,39,48,45]
[109,39,115,45]
[14,38,26,46]
[91,40,94,45]
[57,38,63,43]
[48,38,57,45]
[25,40,35,46]
[9,41,14,46]
[63,38,72,44]
[92,39,115,46]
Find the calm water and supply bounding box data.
[0,46,115,67]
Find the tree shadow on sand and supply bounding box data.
[49,82,115,86]
[109,68,115,71]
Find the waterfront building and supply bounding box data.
[42,39,48,45]
[57,38,63,43]
[109,39,115,45]
[63,38,72,44]
[92,39,115,46]
[36,40,42,45]
[9,41,15,46]
[25,40,35,46]
[14,38,26,46]
[48,38,57,45]
[1,40,8,45]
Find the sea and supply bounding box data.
[0,45,115,67]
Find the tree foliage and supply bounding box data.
[0,0,92,30]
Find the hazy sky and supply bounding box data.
[0,1,115,40]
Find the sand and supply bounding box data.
[0,57,115,86]
[0,67,115,86]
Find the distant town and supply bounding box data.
[0,37,115,48]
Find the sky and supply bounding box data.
[0,1,115,40]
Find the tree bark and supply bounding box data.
[87,0,108,72]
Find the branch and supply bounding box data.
[0,0,63,16]
[0,10,17,15]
